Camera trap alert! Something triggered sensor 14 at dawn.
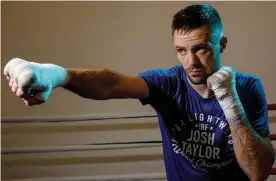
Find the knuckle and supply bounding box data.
[13,65,26,77]
[16,91,25,98]
[13,62,30,80]
[18,70,35,88]
[9,78,14,87]
[11,57,26,64]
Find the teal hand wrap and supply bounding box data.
[4,58,69,102]
[25,62,69,101]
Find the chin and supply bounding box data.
[187,76,207,85]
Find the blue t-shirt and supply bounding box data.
[138,65,270,181]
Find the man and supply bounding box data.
[3,4,275,181]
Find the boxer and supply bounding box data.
[4,4,275,181]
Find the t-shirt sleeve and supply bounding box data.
[137,68,179,106]
[245,78,270,137]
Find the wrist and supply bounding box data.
[40,63,70,88]
[219,93,247,124]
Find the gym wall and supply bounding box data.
[2,1,276,119]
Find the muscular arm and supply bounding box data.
[229,121,275,181]
[208,67,275,181]
[62,68,149,100]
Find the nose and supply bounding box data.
[185,52,200,65]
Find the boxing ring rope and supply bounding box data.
[2,104,276,124]
[1,104,276,176]
[268,104,276,175]
[268,104,276,110]
[1,113,158,123]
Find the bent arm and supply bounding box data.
[62,68,149,100]
[229,79,275,181]
[230,122,275,181]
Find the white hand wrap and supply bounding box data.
[207,66,247,124]
[3,58,69,101]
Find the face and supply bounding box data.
[173,25,225,85]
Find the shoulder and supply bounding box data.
[138,64,184,79]
[137,65,184,104]
[235,71,263,92]
[235,71,267,112]
[235,72,269,137]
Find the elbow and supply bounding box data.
[248,158,275,181]
[249,174,269,181]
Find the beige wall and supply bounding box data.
[2,1,276,119]
[2,2,276,181]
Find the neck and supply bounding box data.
[187,78,214,99]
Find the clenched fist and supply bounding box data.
[3,58,69,106]
[207,66,246,123]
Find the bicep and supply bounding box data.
[108,67,179,106]
[109,74,150,99]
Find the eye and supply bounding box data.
[198,47,208,52]
[176,48,187,55]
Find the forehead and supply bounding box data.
[173,26,212,47]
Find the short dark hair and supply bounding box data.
[171,4,223,35]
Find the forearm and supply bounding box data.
[229,121,275,181]
[62,68,120,100]
[208,67,275,181]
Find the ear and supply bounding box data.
[220,36,227,53]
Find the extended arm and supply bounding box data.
[63,68,149,100]
[3,58,149,106]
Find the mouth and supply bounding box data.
[189,70,205,77]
